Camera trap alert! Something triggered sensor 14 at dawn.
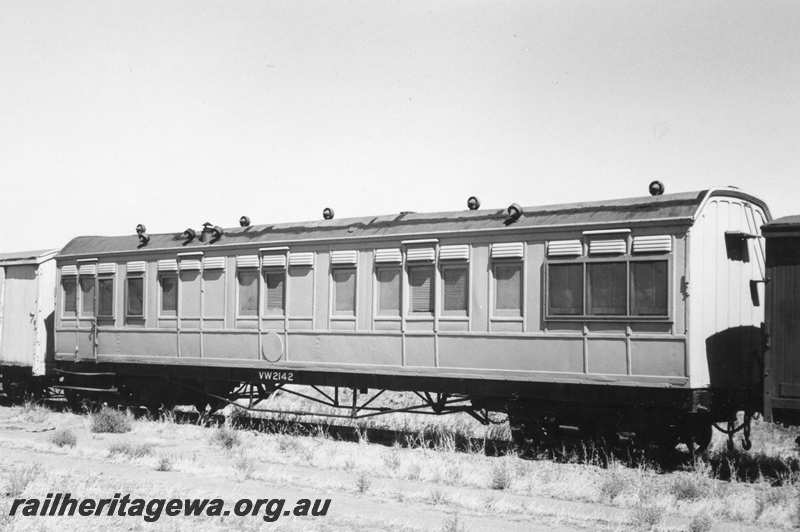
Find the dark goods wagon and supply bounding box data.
[763,216,800,424]
[46,186,770,452]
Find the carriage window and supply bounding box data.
[442,265,468,315]
[263,270,285,315]
[79,276,95,315]
[288,267,313,317]
[494,262,522,316]
[631,261,668,316]
[97,277,114,318]
[332,268,356,315]
[62,278,77,315]
[159,274,177,315]
[237,269,258,317]
[376,267,400,316]
[126,276,144,318]
[548,263,583,315]
[180,270,201,318]
[587,262,626,315]
[203,270,225,318]
[408,265,434,314]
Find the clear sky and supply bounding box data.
[1,0,798,253]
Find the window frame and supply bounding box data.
[78,275,96,317]
[330,265,358,319]
[235,267,260,319]
[96,275,115,319]
[406,263,435,318]
[439,262,469,319]
[544,254,672,321]
[262,268,287,316]
[157,272,178,318]
[545,262,583,317]
[61,276,78,318]
[373,265,402,320]
[124,274,146,320]
[490,258,525,320]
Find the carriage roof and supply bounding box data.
[57,188,768,258]
[0,249,57,266]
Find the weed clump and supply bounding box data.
[440,513,465,532]
[599,469,626,502]
[235,455,255,479]
[490,461,512,490]
[671,473,710,501]
[108,442,154,458]
[49,428,77,448]
[355,471,371,493]
[5,465,41,497]
[631,502,664,530]
[156,455,173,472]
[90,407,132,434]
[688,512,714,532]
[211,425,240,449]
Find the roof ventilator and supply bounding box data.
[467,196,480,210]
[322,207,334,220]
[649,180,665,196]
[182,228,196,244]
[504,203,522,225]
[135,224,149,247]
[239,216,251,227]
[199,222,223,243]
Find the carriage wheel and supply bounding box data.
[64,389,91,412]
[682,415,713,455]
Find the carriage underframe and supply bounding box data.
[1,360,757,454]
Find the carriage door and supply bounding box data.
[259,248,288,363]
[765,235,800,410]
[0,265,37,366]
[77,261,98,360]
[177,254,203,358]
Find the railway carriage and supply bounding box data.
[44,186,770,448]
[762,216,800,424]
[0,249,57,400]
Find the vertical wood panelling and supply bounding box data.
[525,242,544,332]
[689,197,768,388]
[357,250,372,331]
[315,250,330,329]
[470,244,489,332]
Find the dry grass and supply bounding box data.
[688,512,714,532]
[3,464,41,497]
[155,454,174,471]
[18,401,49,424]
[235,454,256,479]
[6,396,800,529]
[108,441,154,458]
[90,407,132,433]
[440,513,465,532]
[630,501,665,530]
[489,461,512,490]
[355,470,372,493]
[211,424,241,449]
[49,428,77,447]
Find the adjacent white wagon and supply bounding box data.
[0,249,57,398]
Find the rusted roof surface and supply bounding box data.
[59,190,715,257]
[0,249,57,265]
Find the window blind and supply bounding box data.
[442,267,467,312]
[408,266,433,313]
